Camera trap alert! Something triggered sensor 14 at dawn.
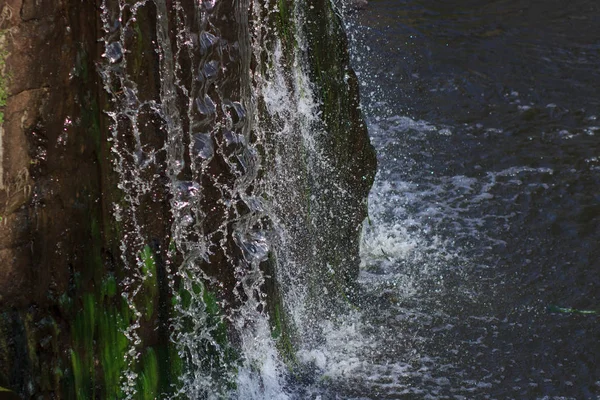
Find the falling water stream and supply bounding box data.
[95,0,600,398]
[98,0,369,397]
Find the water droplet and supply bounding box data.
[123,87,140,108]
[181,214,195,227]
[196,95,217,115]
[192,133,214,159]
[225,101,246,125]
[174,181,201,210]
[235,231,269,263]
[202,60,219,80]
[103,41,123,63]
[200,31,219,54]
[223,129,244,146]
[201,0,217,11]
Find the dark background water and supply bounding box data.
[342,0,600,398]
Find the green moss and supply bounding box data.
[137,347,158,400]
[68,286,138,400]
[82,96,102,154]
[70,293,97,399]
[139,245,158,320]
[97,300,129,399]
[101,274,117,299]
[90,217,104,285]
[271,302,296,367]
[74,48,89,81]
[173,282,238,391]
[277,0,293,45]
[70,349,86,400]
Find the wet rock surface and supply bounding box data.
[0,0,108,395]
[0,0,375,396]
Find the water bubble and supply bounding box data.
[192,133,214,159]
[199,60,220,82]
[223,129,242,146]
[235,231,269,263]
[181,214,195,227]
[174,181,201,210]
[196,95,217,115]
[247,197,264,213]
[108,18,120,34]
[231,101,246,122]
[56,132,68,147]
[201,0,217,11]
[203,60,219,79]
[133,148,153,168]
[200,31,219,54]
[103,42,123,63]
[123,87,140,108]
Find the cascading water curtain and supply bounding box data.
[99,0,374,397]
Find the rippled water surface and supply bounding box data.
[315,0,600,398]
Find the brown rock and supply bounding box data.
[0,245,32,306]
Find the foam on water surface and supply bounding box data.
[95,0,600,396]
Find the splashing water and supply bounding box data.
[98,0,373,397]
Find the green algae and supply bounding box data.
[137,347,158,400]
[67,272,178,400]
[270,301,297,367]
[202,289,239,392]
[261,252,298,370]
[173,280,239,391]
[202,289,237,368]
[101,274,117,299]
[98,301,130,399]
[139,245,158,320]
[166,342,183,392]
[277,0,295,51]
[67,281,158,400]
[70,293,97,400]
[64,238,178,399]
[547,305,598,315]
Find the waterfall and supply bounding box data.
[97,0,374,397]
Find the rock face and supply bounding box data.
[0,0,113,396]
[304,0,376,288]
[0,0,375,397]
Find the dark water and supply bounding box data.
[336,0,600,398]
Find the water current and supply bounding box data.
[99,0,600,398]
[330,1,600,398]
